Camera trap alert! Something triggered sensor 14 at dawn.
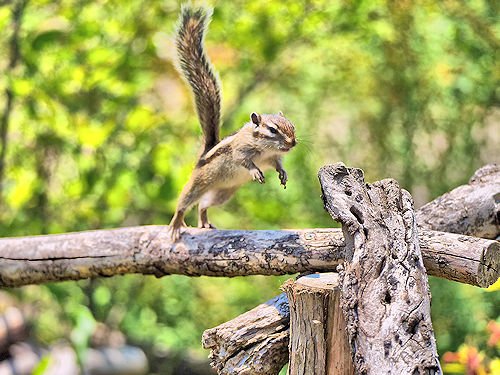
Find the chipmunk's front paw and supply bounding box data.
[250,168,265,184]
[278,169,288,188]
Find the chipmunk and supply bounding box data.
[168,5,296,241]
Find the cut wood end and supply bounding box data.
[479,240,500,288]
[295,272,340,290]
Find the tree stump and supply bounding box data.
[319,163,441,374]
[283,273,354,375]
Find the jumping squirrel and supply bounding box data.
[168,5,297,241]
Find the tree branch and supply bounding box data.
[202,293,289,375]
[0,226,497,288]
[0,163,498,288]
[416,164,500,239]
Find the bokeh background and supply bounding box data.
[0,0,499,373]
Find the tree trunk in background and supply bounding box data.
[0,308,27,355]
[319,163,441,374]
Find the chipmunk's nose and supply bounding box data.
[284,138,296,149]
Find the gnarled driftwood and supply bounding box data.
[319,163,441,374]
[202,294,289,375]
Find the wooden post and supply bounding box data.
[283,273,354,375]
[201,164,498,374]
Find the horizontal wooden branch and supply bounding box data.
[416,164,500,239]
[0,226,498,288]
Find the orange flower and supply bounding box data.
[443,351,460,363]
[487,321,500,347]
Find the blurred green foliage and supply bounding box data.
[0,0,499,372]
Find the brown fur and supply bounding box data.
[169,6,297,241]
[176,6,221,156]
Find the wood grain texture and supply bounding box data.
[201,164,499,375]
[0,227,497,288]
[202,293,289,375]
[1,164,498,288]
[416,164,500,239]
[319,163,441,374]
[283,273,354,375]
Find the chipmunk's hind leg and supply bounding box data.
[169,178,207,241]
[198,188,237,229]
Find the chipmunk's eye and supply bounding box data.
[269,127,277,134]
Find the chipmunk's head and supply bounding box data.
[250,112,296,152]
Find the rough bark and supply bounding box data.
[202,294,289,375]
[202,164,499,375]
[420,230,498,287]
[416,164,500,239]
[0,227,344,287]
[319,163,441,374]
[283,273,354,375]
[0,226,497,288]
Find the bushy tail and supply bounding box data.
[176,5,221,156]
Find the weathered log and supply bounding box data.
[420,230,498,286]
[202,294,289,375]
[204,230,500,375]
[200,229,492,375]
[202,231,498,375]
[283,273,354,375]
[0,227,343,287]
[201,164,499,374]
[416,163,499,239]
[319,163,441,374]
[0,226,497,288]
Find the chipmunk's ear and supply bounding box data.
[251,112,261,126]
[278,111,284,117]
